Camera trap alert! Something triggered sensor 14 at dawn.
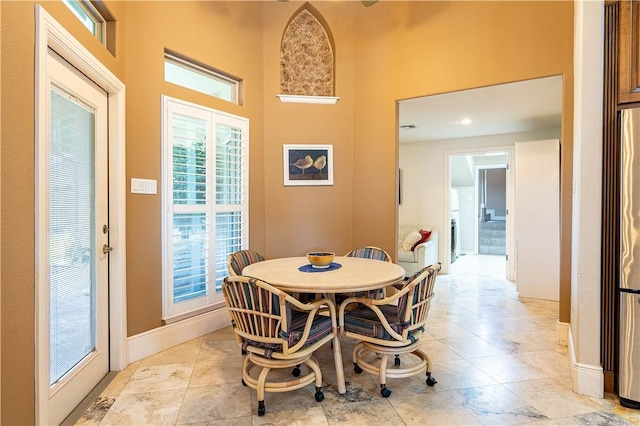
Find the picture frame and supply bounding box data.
[283,144,334,186]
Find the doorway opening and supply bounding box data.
[447,149,511,279]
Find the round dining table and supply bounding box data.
[242,256,406,395]
[242,256,406,294]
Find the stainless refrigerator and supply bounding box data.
[619,108,640,409]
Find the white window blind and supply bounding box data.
[163,96,248,320]
[49,86,96,384]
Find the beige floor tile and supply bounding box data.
[468,354,549,383]
[441,335,507,359]
[100,361,141,398]
[424,320,476,340]
[74,254,634,426]
[513,348,570,378]
[455,384,549,424]
[176,382,252,424]
[324,399,405,425]
[140,337,203,367]
[504,377,604,419]
[424,357,497,391]
[252,406,329,426]
[120,363,193,395]
[390,390,481,425]
[189,356,245,387]
[99,389,185,425]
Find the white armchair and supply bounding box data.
[397,225,439,276]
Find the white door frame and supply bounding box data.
[444,146,514,278]
[35,6,127,424]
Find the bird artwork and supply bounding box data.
[291,154,313,174]
[313,155,327,174]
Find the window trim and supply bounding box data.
[164,53,240,104]
[62,0,107,44]
[161,95,249,322]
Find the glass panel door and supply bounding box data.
[45,48,109,426]
[49,87,97,384]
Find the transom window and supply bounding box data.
[165,53,240,104]
[162,96,248,321]
[62,0,106,44]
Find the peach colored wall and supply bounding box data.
[347,1,574,322]
[1,1,574,423]
[122,1,265,335]
[1,2,126,423]
[262,2,357,259]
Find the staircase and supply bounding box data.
[479,220,506,255]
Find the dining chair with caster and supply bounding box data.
[222,275,342,416]
[339,263,440,397]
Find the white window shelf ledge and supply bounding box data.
[276,94,340,104]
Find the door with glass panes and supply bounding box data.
[44,48,110,425]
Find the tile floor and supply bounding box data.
[75,255,640,425]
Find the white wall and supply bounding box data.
[399,128,561,270]
[570,0,604,397]
[455,186,475,253]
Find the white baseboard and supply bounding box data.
[556,320,569,346]
[128,308,230,363]
[568,327,604,398]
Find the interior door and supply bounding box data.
[514,139,560,301]
[44,48,110,425]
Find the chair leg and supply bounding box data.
[352,341,364,374]
[256,366,271,416]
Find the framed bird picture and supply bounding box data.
[283,144,334,186]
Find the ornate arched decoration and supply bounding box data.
[280,4,335,98]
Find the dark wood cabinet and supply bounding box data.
[619,0,640,103]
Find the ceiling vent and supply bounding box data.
[400,124,417,130]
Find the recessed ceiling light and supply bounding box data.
[459,118,473,125]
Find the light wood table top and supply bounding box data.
[242,256,406,294]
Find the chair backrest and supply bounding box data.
[396,263,440,330]
[345,246,391,262]
[227,250,265,276]
[222,275,291,344]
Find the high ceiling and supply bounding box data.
[398,76,563,143]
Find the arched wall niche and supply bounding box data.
[280,3,335,97]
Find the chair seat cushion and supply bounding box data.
[343,305,410,340]
[243,311,333,358]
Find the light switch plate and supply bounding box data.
[131,178,157,194]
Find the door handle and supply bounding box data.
[102,244,113,254]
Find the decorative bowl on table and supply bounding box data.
[306,252,335,269]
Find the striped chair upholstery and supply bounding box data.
[227,250,265,276]
[222,275,342,416]
[339,263,441,397]
[345,246,392,261]
[340,246,392,301]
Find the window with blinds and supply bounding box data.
[162,96,248,320]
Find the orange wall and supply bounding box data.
[122,1,265,335]
[262,2,357,259]
[347,1,574,323]
[0,1,126,423]
[0,1,573,423]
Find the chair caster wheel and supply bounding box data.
[241,349,247,355]
[315,387,325,402]
[258,400,265,416]
[241,378,247,386]
[292,366,301,377]
[380,386,392,398]
[426,375,437,386]
[394,355,401,366]
[354,363,363,374]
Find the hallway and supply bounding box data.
[71,256,639,425]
